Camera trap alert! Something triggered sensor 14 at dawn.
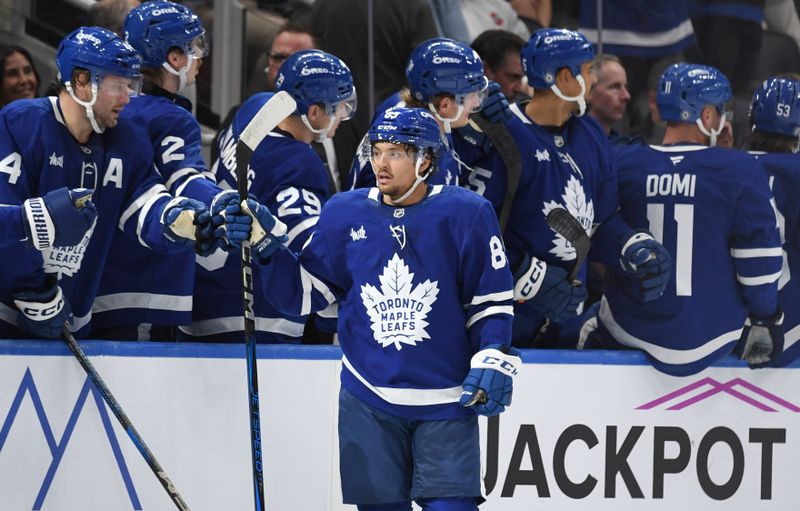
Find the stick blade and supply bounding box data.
[239,90,297,151]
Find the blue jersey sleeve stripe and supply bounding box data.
[465,305,514,329]
[286,215,319,246]
[118,183,168,229]
[166,167,202,190]
[468,290,514,306]
[730,247,783,258]
[736,271,781,286]
[173,171,208,195]
[135,192,171,248]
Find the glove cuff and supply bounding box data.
[748,309,784,327]
[620,230,654,258]
[470,347,521,378]
[22,197,55,250]
[513,256,547,301]
[211,190,238,213]
[14,286,65,321]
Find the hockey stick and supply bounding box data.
[61,325,190,510]
[235,91,297,511]
[546,207,591,286]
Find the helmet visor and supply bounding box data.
[327,90,357,121]
[186,32,209,59]
[99,74,143,97]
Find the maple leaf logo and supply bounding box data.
[360,253,439,350]
[542,175,594,261]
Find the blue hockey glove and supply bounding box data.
[161,197,213,253]
[735,311,784,368]
[13,279,73,339]
[22,187,97,250]
[480,81,513,123]
[460,344,522,416]
[225,198,288,262]
[619,230,672,302]
[204,190,240,254]
[513,255,587,323]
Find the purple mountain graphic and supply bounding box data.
[636,377,800,413]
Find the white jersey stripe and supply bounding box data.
[468,290,514,306]
[179,316,305,337]
[342,355,463,406]
[93,292,193,313]
[736,271,781,286]
[466,305,514,329]
[286,216,319,246]
[730,247,783,258]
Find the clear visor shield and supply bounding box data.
[368,144,417,166]
[98,74,143,97]
[186,32,209,59]
[326,91,357,121]
[457,80,489,113]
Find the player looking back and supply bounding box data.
[92,1,233,340]
[181,49,356,343]
[746,77,800,367]
[0,26,213,339]
[227,106,519,510]
[587,63,784,375]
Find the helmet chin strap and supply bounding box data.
[66,82,105,134]
[162,54,195,92]
[301,113,336,143]
[428,102,465,136]
[550,74,587,116]
[387,152,429,205]
[696,112,726,147]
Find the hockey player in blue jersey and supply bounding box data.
[0,27,215,339]
[746,77,800,367]
[349,38,490,192]
[586,63,784,375]
[227,107,519,510]
[180,49,356,343]
[489,28,671,346]
[92,1,229,340]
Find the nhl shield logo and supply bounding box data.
[360,253,439,350]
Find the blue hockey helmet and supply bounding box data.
[275,50,356,118]
[405,38,488,104]
[521,28,594,89]
[369,107,442,155]
[56,26,142,85]
[657,63,732,123]
[123,1,208,68]
[749,77,800,138]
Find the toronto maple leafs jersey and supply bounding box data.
[501,102,629,340]
[258,185,514,420]
[596,144,782,375]
[93,91,222,329]
[0,97,187,338]
[348,93,463,190]
[181,92,329,343]
[752,152,800,366]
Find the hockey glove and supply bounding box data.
[204,190,240,254]
[460,344,522,416]
[480,81,513,123]
[735,311,784,368]
[513,255,587,323]
[13,278,73,339]
[161,197,213,253]
[225,198,288,262]
[619,230,672,303]
[22,187,97,250]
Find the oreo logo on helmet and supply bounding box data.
[419,111,435,120]
[152,7,180,16]
[300,67,329,76]
[75,32,102,45]
[432,55,461,65]
[544,34,577,45]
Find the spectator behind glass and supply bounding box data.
[587,54,631,137]
[471,29,528,100]
[0,46,40,109]
[265,22,317,91]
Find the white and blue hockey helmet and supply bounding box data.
[123,1,208,69]
[56,26,142,89]
[406,38,488,106]
[750,77,800,139]
[657,63,732,123]
[521,28,594,89]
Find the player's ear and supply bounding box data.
[166,49,185,70]
[71,70,92,100]
[700,105,715,128]
[555,67,575,90]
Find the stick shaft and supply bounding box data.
[62,327,190,510]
